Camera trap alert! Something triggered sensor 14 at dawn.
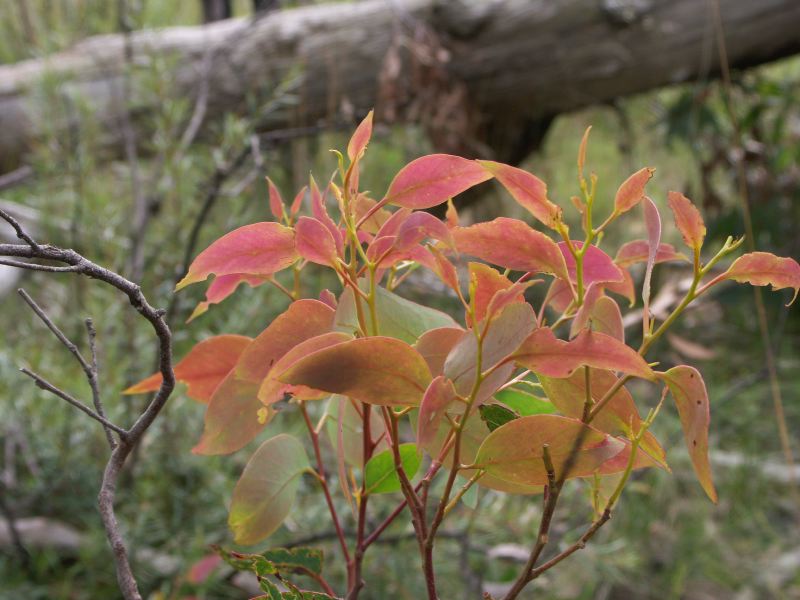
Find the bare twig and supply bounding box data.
[0,210,175,600]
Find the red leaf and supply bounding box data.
[295,216,340,266]
[475,415,624,485]
[347,110,374,161]
[124,334,251,403]
[478,160,562,229]
[453,218,569,280]
[176,222,297,290]
[513,327,655,381]
[310,176,344,254]
[721,252,800,305]
[417,376,459,447]
[667,191,706,251]
[558,241,623,286]
[614,167,655,214]
[266,177,285,221]
[414,327,465,377]
[394,211,454,251]
[279,336,432,407]
[659,366,717,503]
[615,240,687,267]
[385,154,492,209]
[187,554,222,584]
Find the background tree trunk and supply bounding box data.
[1,0,799,170]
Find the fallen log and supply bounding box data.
[1,0,799,169]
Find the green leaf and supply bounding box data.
[479,403,519,432]
[262,547,324,576]
[228,434,311,545]
[364,443,422,494]
[475,415,624,486]
[214,546,277,576]
[456,474,479,509]
[335,285,458,343]
[494,388,556,416]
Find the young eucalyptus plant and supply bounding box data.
[129,112,800,600]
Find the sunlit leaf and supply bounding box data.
[453,218,569,280]
[614,167,655,214]
[659,366,717,502]
[124,335,251,402]
[228,434,310,545]
[667,191,706,251]
[720,251,800,305]
[513,327,655,381]
[475,415,624,485]
[478,160,562,229]
[469,262,517,324]
[364,443,422,494]
[385,154,492,209]
[279,336,432,407]
[494,388,556,416]
[417,376,459,447]
[176,222,298,290]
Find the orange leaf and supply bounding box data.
[614,167,655,214]
[667,191,706,251]
[186,273,269,323]
[385,154,492,209]
[124,334,252,403]
[414,327,465,377]
[279,336,432,407]
[176,222,297,291]
[659,366,717,503]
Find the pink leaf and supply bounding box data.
[347,110,374,161]
[513,327,655,381]
[187,273,269,322]
[558,241,624,286]
[295,216,340,267]
[385,154,492,209]
[266,177,285,221]
[668,191,706,251]
[614,167,655,214]
[721,252,800,305]
[468,262,517,324]
[659,366,717,503]
[176,222,297,290]
[454,218,569,280]
[414,327,465,377]
[478,160,562,229]
[615,240,687,267]
[290,185,307,217]
[417,376,459,447]
[311,176,344,255]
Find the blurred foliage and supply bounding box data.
[1,2,799,599]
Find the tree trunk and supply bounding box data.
[1,0,799,169]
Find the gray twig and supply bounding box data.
[0,209,175,600]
